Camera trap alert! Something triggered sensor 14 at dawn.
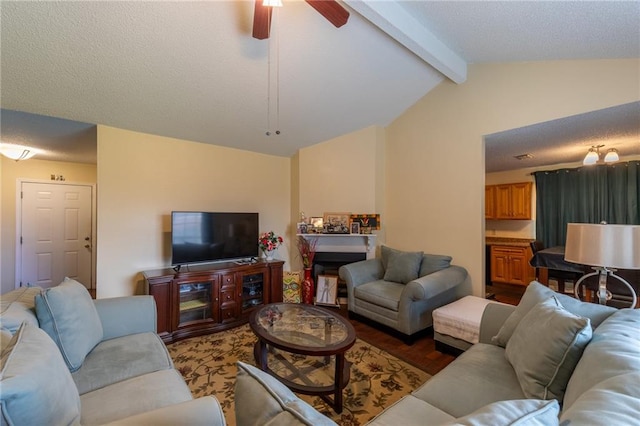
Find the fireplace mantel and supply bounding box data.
[297,234,376,259]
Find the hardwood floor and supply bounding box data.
[486,282,526,306]
[339,284,524,376]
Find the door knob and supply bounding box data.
[84,244,91,249]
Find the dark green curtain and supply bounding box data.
[534,161,640,247]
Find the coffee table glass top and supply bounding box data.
[253,303,350,349]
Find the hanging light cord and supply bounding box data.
[275,7,280,135]
[265,7,280,136]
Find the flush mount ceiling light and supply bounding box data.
[582,145,620,166]
[0,143,39,161]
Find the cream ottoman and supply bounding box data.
[433,296,506,354]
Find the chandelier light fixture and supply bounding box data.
[582,145,620,166]
[0,143,39,161]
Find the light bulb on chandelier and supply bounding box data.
[582,145,620,166]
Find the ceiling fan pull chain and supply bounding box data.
[266,12,272,137]
[275,7,280,136]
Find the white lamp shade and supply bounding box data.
[582,150,599,165]
[263,0,283,6]
[604,149,619,163]
[565,223,640,269]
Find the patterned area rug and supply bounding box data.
[167,324,430,425]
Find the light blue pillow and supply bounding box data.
[0,286,42,333]
[235,361,337,426]
[35,277,103,372]
[419,254,452,277]
[381,247,424,284]
[444,399,559,425]
[505,296,592,401]
[492,280,613,347]
[0,322,81,425]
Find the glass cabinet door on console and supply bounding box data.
[176,279,218,328]
[242,272,265,310]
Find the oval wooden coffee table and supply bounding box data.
[249,303,356,413]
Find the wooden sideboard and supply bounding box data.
[143,260,284,343]
[490,244,535,286]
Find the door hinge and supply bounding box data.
[20,236,23,244]
[21,191,23,199]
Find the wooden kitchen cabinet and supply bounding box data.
[144,260,284,343]
[493,182,532,220]
[490,245,534,286]
[485,185,496,219]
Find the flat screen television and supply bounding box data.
[171,211,259,266]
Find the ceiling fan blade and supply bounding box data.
[305,0,350,28]
[252,0,272,40]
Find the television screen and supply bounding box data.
[171,212,259,265]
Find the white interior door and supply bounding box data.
[19,182,93,289]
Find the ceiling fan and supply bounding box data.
[252,0,350,40]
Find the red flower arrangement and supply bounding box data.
[258,231,283,253]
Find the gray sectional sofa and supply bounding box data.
[0,279,225,425]
[232,281,639,425]
[363,281,640,425]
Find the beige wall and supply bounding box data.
[1,158,97,294]
[96,126,291,298]
[386,59,640,297]
[299,126,385,217]
[295,126,386,265]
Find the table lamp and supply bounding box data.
[564,223,639,307]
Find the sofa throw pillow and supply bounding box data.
[505,296,592,401]
[419,254,452,277]
[382,248,424,284]
[442,399,560,426]
[0,322,81,426]
[283,271,302,303]
[235,361,337,426]
[0,286,42,333]
[492,280,613,347]
[35,277,103,372]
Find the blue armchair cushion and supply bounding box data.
[0,322,81,425]
[35,277,103,372]
[505,296,592,401]
[419,254,452,277]
[381,246,424,284]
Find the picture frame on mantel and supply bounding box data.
[350,214,381,230]
[323,212,351,234]
[350,222,360,234]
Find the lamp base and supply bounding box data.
[574,267,637,308]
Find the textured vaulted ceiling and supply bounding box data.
[1,1,639,169]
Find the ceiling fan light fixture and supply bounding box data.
[0,143,39,161]
[582,147,600,165]
[263,0,283,7]
[604,148,619,163]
